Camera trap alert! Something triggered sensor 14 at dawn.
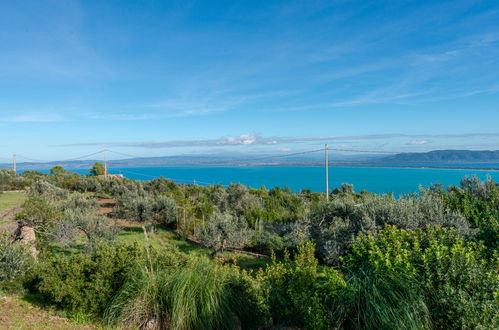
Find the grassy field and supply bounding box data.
[0,191,25,227]
[0,191,25,214]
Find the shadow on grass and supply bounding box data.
[119,226,145,234]
[22,292,55,310]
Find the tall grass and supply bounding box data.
[105,257,243,330]
[343,269,431,330]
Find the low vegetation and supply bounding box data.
[0,167,497,329]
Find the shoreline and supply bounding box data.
[6,164,499,172]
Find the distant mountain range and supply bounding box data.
[1,149,498,170]
[373,150,499,164]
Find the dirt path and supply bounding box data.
[97,198,115,216]
[0,296,97,329]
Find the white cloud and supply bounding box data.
[407,140,430,145]
[56,132,499,149]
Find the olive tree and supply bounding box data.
[196,212,250,254]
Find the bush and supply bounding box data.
[249,228,285,254]
[442,176,499,253]
[73,176,102,193]
[343,226,499,329]
[152,195,177,229]
[29,180,68,203]
[196,212,251,253]
[106,256,268,329]
[311,191,470,264]
[260,241,346,329]
[50,166,66,176]
[342,268,430,330]
[0,232,32,283]
[27,243,143,316]
[16,196,63,244]
[0,169,25,191]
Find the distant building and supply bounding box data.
[98,174,125,180]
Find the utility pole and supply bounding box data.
[13,154,17,173]
[104,149,108,179]
[325,144,329,201]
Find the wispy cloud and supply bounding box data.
[407,140,430,145]
[143,90,298,118]
[56,132,499,149]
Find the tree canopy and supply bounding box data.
[89,162,105,176]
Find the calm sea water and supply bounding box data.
[26,166,499,196]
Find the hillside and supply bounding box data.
[1,150,499,170]
[374,150,499,164]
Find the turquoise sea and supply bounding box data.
[26,166,499,196]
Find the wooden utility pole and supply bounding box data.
[325,144,329,201]
[13,154,16,173]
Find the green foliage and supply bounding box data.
[113,190,177,232]
[106,256,267,329]
[0,232,32,282]
[28,179,68,203]
[0,169,25,191]
[16,196,63,242]
[344,226,499,329]
[343,268,430,330]
[442,175,499,252]
[152,194,177,229]
[49,166,66,176]
[28,242,143,316]
[332,183,355,195]
[196,212,251,253]
[249,225,285,254]
[8,171,498,329]
[311,191,469,263]
[260,241,346,329]
[73,176,102,193]
[89,162,105,176]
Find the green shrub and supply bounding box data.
[342,268,430,329]
[249,228,285,254]
[16,196,63,244]
[442,176,499,253]
[311,191,470,264]
[344,226,499,329]
[27,242,143,316]
[0,169,25,191]
[196,212,251,254]
[0,232,32,283]
[29,180,68,203]
[152,194,177,229]
[260,241,346,329]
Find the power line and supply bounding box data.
[328,148,400,154]
[227,148,325,163]
[9,146,404,166]
[116,168,214,185]
[106,149,144,159]
[15,150,107,163]
[16,154,48,162]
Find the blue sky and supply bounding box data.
[1,0,498,161]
